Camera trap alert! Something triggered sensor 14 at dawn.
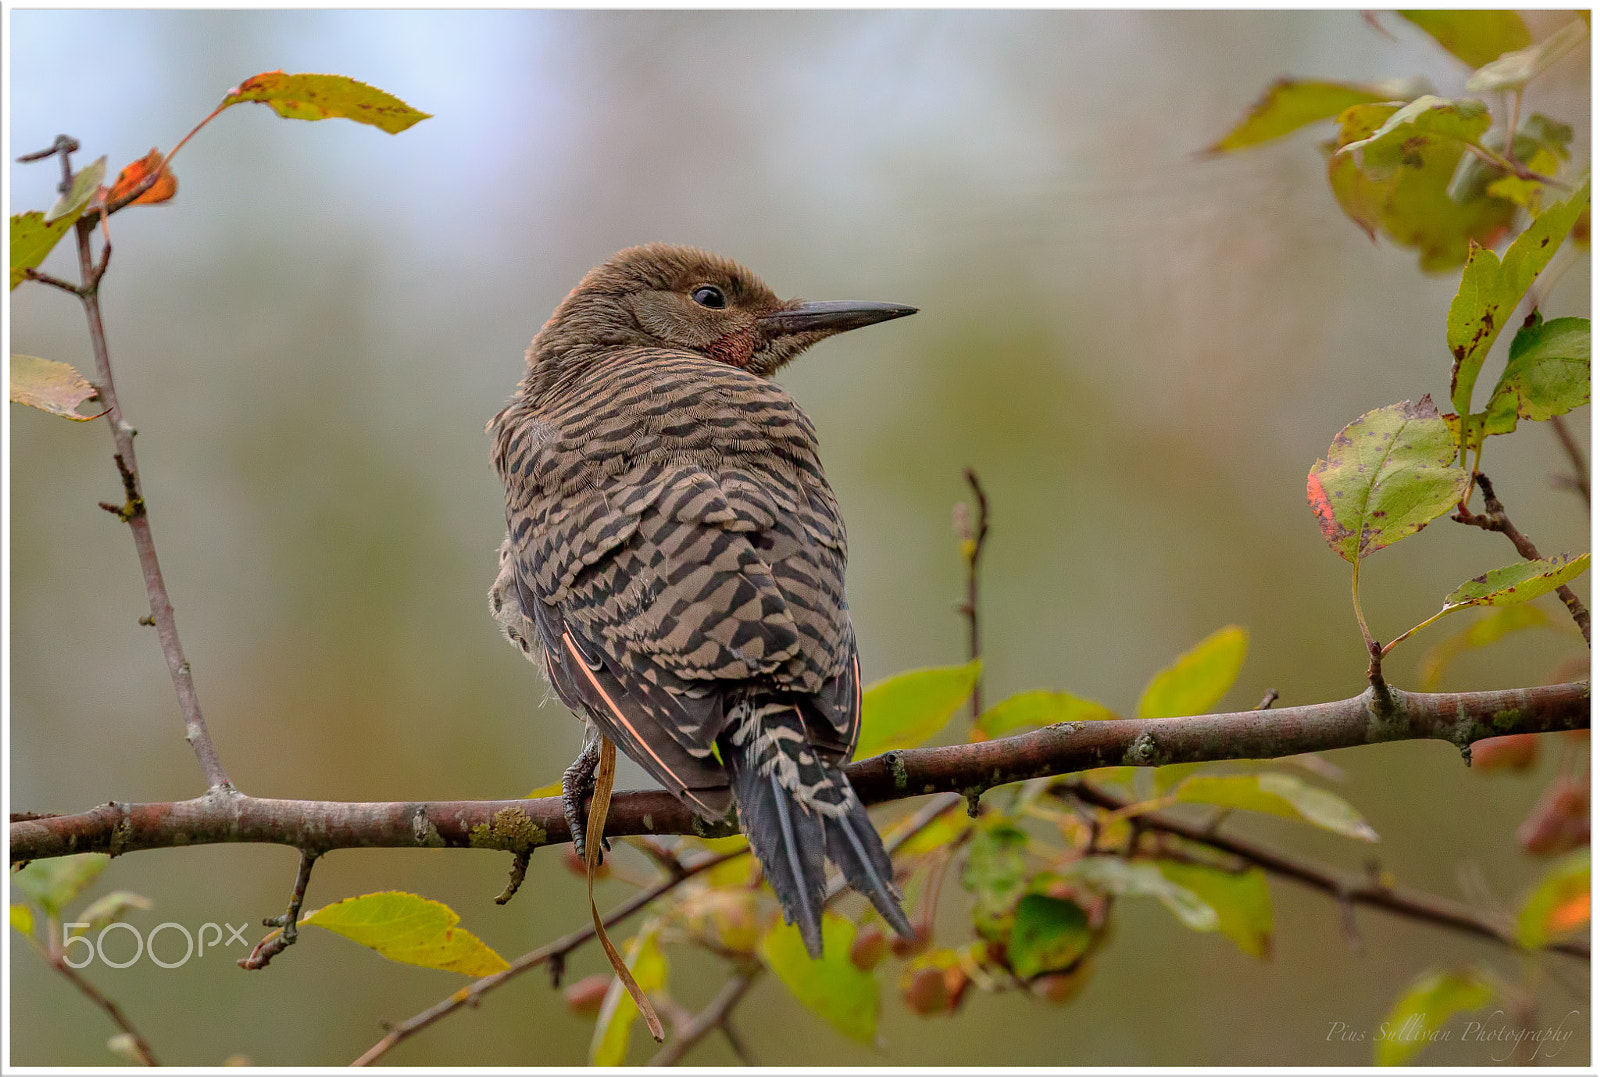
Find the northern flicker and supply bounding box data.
[488,244,917,957]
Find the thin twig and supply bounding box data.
[1064,782,1588,961]
[718,1011,756,1065]
[1454,473,1590,645]
[48,956,160,1065]
[23,142,235,792]
[238,849,320,970]
[1548,415,1590,509]
[954,468,991,722]
[648,969,761,1066]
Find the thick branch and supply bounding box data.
[11,682,1586,863]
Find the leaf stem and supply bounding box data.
[1381,608,1453,657]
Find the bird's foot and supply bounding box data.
[562,740,610,865]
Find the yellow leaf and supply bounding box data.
[300,891,509,976]
[855,660,980,758]
[1137,625,1248,718]
[759,913,878,1043]
[222,71,430,134]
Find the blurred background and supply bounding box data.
[8,9,1589,1067]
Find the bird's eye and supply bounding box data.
[691,285,727,309]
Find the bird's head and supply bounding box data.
[526,244,916,386]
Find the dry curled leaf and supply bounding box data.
[108,149,178,207]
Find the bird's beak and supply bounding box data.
[760,299,918,336]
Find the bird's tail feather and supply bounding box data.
[722,696,912,958]
[823,790,916,941]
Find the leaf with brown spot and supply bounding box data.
[10,355,107,421]
[1439,552,1590,615]
[1448,179,1590,436]
[1335,96,1490,178]
[1307,398,1470,563]
[1480,314,1590,437]
[108,149,177,207]
[221,71,430,134]
[1325,100,1514,272]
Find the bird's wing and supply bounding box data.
[497,352,861,776]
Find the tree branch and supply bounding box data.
[1064,783,1589,961]
[11,681,1587,863]
[1455,473,1591,645]
[46,957,161,1065]
[350,845,747,1065]
[648,968,762,1067]
[24,141,234,793]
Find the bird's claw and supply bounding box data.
[562,740,608,865]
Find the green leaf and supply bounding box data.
[1441,553,1590,616]
[893,810,972,859]
[1006,894,1092,979]
[1514,848,1590,949]
[221,72,431,134]
[1418,604,1551,690]
[1157,861,1273,959]
[1466,18,1588,94]
[10,211,81,290]
[10,904,36,940]
[855,660,980,758]
[960,821,1030,941]
[1306,398,1471,563]
[43,156,106,224]
[1481,315,1590,436]
[76,891,153,934]
[1448,179,1590,427]
[10,854,109,917]
[300,891,510,976]
[759,913,877,1044]
[976,689,1117,738]
[1066,857,1218,931]
[1375,968,1496,1065]
[1207,79,1393,154]
[1136,625,1249,719]
[1325,102,1515,272]
[589,929,667,1066]
[1336,96,1491,177]
[1399,10,1531,68]
[1173,773,1379,842]
[10,355,106,422]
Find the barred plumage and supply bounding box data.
[489,244,916,957]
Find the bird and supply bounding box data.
[487,244,917,958]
